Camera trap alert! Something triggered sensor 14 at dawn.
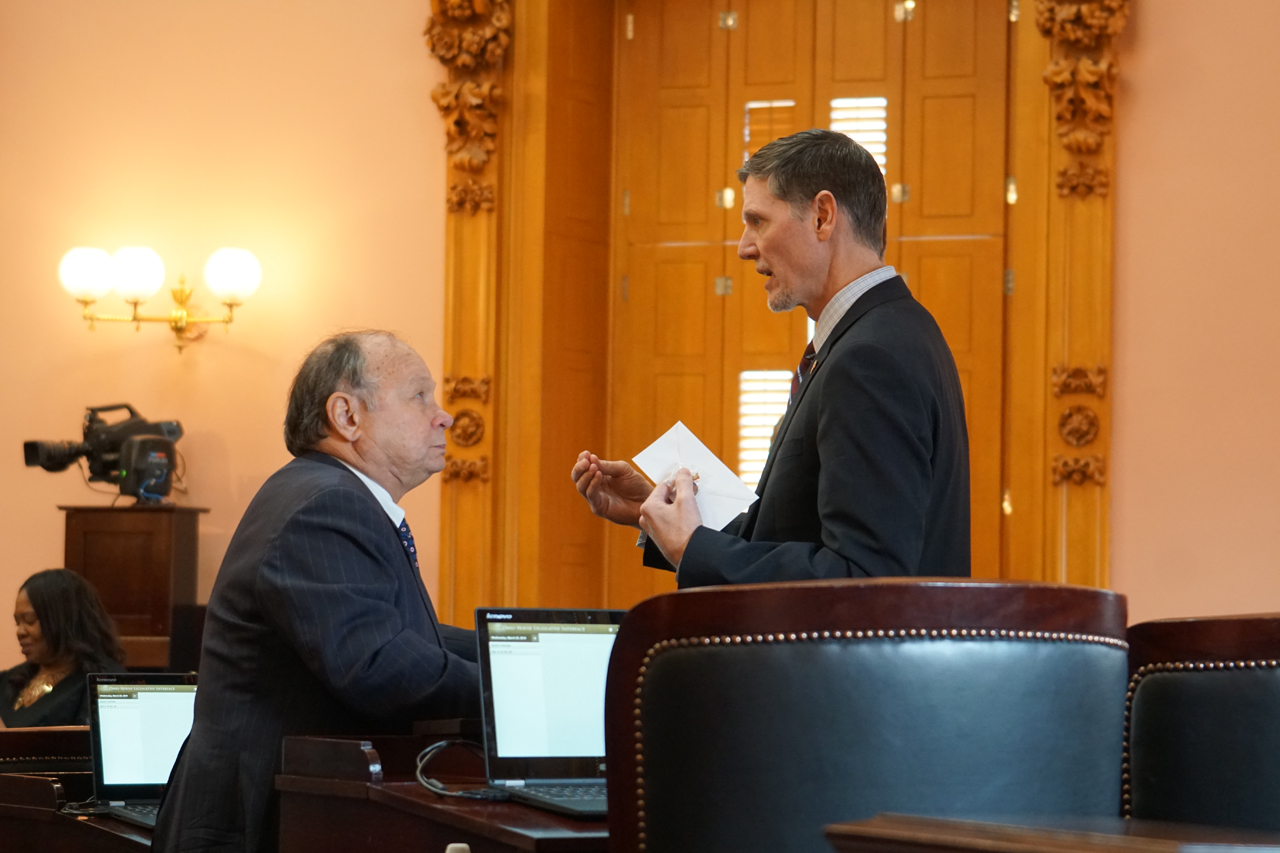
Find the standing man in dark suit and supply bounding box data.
[154,331,479,853]
[571,129,970,585]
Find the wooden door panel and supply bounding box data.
[919,95,976,219]
[607,242,724,607]
[829,0,891,82]
[655,106,715,226]
[741,0,806,86]
[898,237,1004,577]
[815,0,904,264]
[922,0,977,79]
[626,0,728,245]
[901,0,1006,237]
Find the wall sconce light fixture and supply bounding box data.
[59,246,261,352]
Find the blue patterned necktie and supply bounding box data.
[397,519,419,572]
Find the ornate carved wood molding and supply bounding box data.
[444,374,492,404]
[449,408,485,447]
[1037,0,1128,198]
[1051,365,1107,397]
[425,1,510,620]
[1058,406,1100,447]
[442,454,490,483]
[1007,5,1122,589]
[426,0,510,209]
[1052,455,1106,487]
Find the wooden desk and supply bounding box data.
[825,814,1280,853]
[0,773,149,851]
[277,735,608,853]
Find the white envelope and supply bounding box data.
[632,421,759,531]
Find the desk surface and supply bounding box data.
[0,772,149,852]
[277,734,608,853]
[826,814,1280,853]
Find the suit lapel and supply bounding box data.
[752,278,912,496]
[310,453,445,641]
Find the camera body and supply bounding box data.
[24,404,183,503]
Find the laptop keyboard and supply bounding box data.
[107,803,160,829]
[526,784,605,801]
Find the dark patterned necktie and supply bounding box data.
[789,341,817,404]
[397,519,419,572]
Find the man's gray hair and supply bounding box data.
[736,128,887,257]
[283,330,403,457]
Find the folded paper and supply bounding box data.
[632,421,759,531]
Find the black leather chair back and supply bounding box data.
[1127,615,1280,830]
[605,578,1129,853]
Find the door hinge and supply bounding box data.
[719,11,738,29]
[625,13,634,39]
[714,276,733,296]
[890,183,910,203]
[715,187,736,209]
[1003,269,1014,296]
[894,0,916,22]
[621,275,630,302]
[1005,176,1018,205]
[1001,488,1013,516]
[1008,0,1020,22]
[622,190,630,216]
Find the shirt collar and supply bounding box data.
[338,460,406,527]
[812,265,898,353]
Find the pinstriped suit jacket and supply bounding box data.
[153,452,480,853]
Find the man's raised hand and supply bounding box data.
[571,451,654,528]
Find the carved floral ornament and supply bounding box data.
[425,0,508,213]
[442,454,490,483]
[449,408,486,447]
[1052,455,1106,486]
[1052,365,1107,398]
[444,375,491,405]
[446,179,495,214]
[1058,405,1100,448]
[1036,0,1129,199]
[431,80,503,174]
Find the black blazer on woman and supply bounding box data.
[0,661,124,728]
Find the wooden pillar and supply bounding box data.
[1005,0,1127,586]
[425,0,511,622]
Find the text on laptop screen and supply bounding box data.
[97,684,197,785]
[488,621,619,758]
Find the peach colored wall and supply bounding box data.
[0,1,450,669]
[1112,0,1280,624]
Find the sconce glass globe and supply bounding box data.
[111,247,166,301]
[204,248,262,303]
[58,248,114,300]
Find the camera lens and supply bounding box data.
[23,440,88,472]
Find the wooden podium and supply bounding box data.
[60,505,207,668]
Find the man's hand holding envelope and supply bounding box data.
[572,421,758,569]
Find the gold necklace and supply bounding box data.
[14,663,74,710]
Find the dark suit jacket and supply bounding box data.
[153,452,480,853]
[648,277,971,586]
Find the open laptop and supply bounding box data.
[475,607,626,819]
[86,672,198,829]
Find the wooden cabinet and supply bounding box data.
[60,505,206,668]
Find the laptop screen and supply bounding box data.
[88,672,197,801]
[476,608,625,782]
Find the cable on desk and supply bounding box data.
[415,738,510,802]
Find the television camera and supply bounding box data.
[24,404,183,503]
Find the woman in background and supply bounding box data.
[0,569,126,727]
